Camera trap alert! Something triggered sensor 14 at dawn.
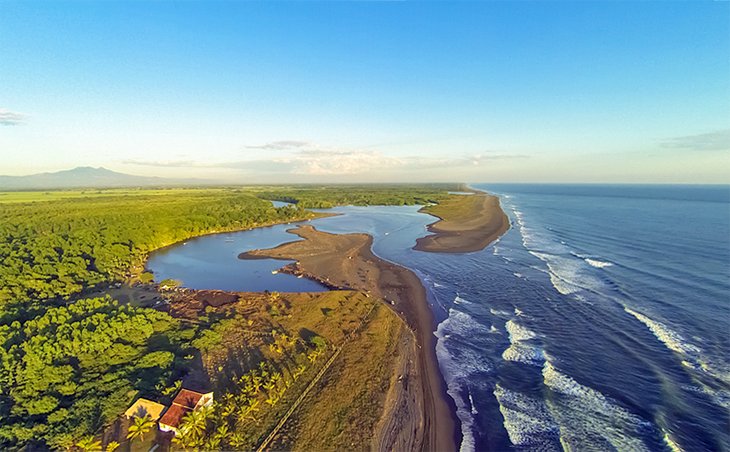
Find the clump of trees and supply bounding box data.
[0,296,190,449]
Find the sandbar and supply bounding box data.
[414,192,510,253]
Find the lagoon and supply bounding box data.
[146,223,328,292]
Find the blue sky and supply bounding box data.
[1,1,728,183]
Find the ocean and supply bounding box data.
[422,184,729,451]
[150,185,730,451]
[311,184,730,451]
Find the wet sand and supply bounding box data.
[415,192,510,253]
[240,225,460,451]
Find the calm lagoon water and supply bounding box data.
[146,223,327,292]
[148,186,730,451]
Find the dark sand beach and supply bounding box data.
[241,225,460,451]
[415,192,510,253]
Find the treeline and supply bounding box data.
[254,184,460,208]
[0,191,311,311]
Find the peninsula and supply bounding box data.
[414,192,510,253]
[240,225,459,451]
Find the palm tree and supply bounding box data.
[294,364,306,378]
[220,399,236,420]
[229,433,247,450]
[126,415,155,442]
[214,423,229,439]
[179,408,208,442]
[75,435,102,452]
[237,399,260,425]
[265,393,279,406]
[213,424,229,448]
[251,374,262,393]
[105,441,120,452]
[205,436,222,450]
[171,429,196,450]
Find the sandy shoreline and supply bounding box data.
[414,192,510,253]
[240,225,460,451]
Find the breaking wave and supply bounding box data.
[494,384,560,450]
[435,308,494,452]
[625,308,701,359]
[502,320,544,366]
[585,258,614,268]
[542,361,653,451]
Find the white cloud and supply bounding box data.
[0,108,27,126]
[662,129,730,151]
[122,142,529,176]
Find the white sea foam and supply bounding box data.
[528,251,606,296]
[510,204,610,299]
[503,343,546,366]
[454,294,471,305]
[490,308,512,318]
[502,320,544,366]
[542,361,652,451]
[662,430,684,452]
[505,319,537,341]
[468,391,479,414]
[585,258,614,268]
[624,308,701,357]
[494,384,560,449]
[437,308,491,340]
[435,308,494,452]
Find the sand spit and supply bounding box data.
[240,225,459,451]
[414,192,510,253]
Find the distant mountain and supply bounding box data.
[0,167,204,190]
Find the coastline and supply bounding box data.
[414,192,510,253]
[240,225,460,451]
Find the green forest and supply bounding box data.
[253,183,459,208]
[0,185,453,449]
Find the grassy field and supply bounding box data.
[137,289,406,450]
[271,301,405,451]
[418,191,482,224]
[0,187,229,203]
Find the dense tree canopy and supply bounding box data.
[0,296,188,449]
[0,190,311,309]
[254,184,459,208]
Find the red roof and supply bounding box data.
[172,389,205,409]
[159,389,207,428]
[159,403,192,429]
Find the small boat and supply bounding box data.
[271,270,278,274]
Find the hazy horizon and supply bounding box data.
[1,2,729,184]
